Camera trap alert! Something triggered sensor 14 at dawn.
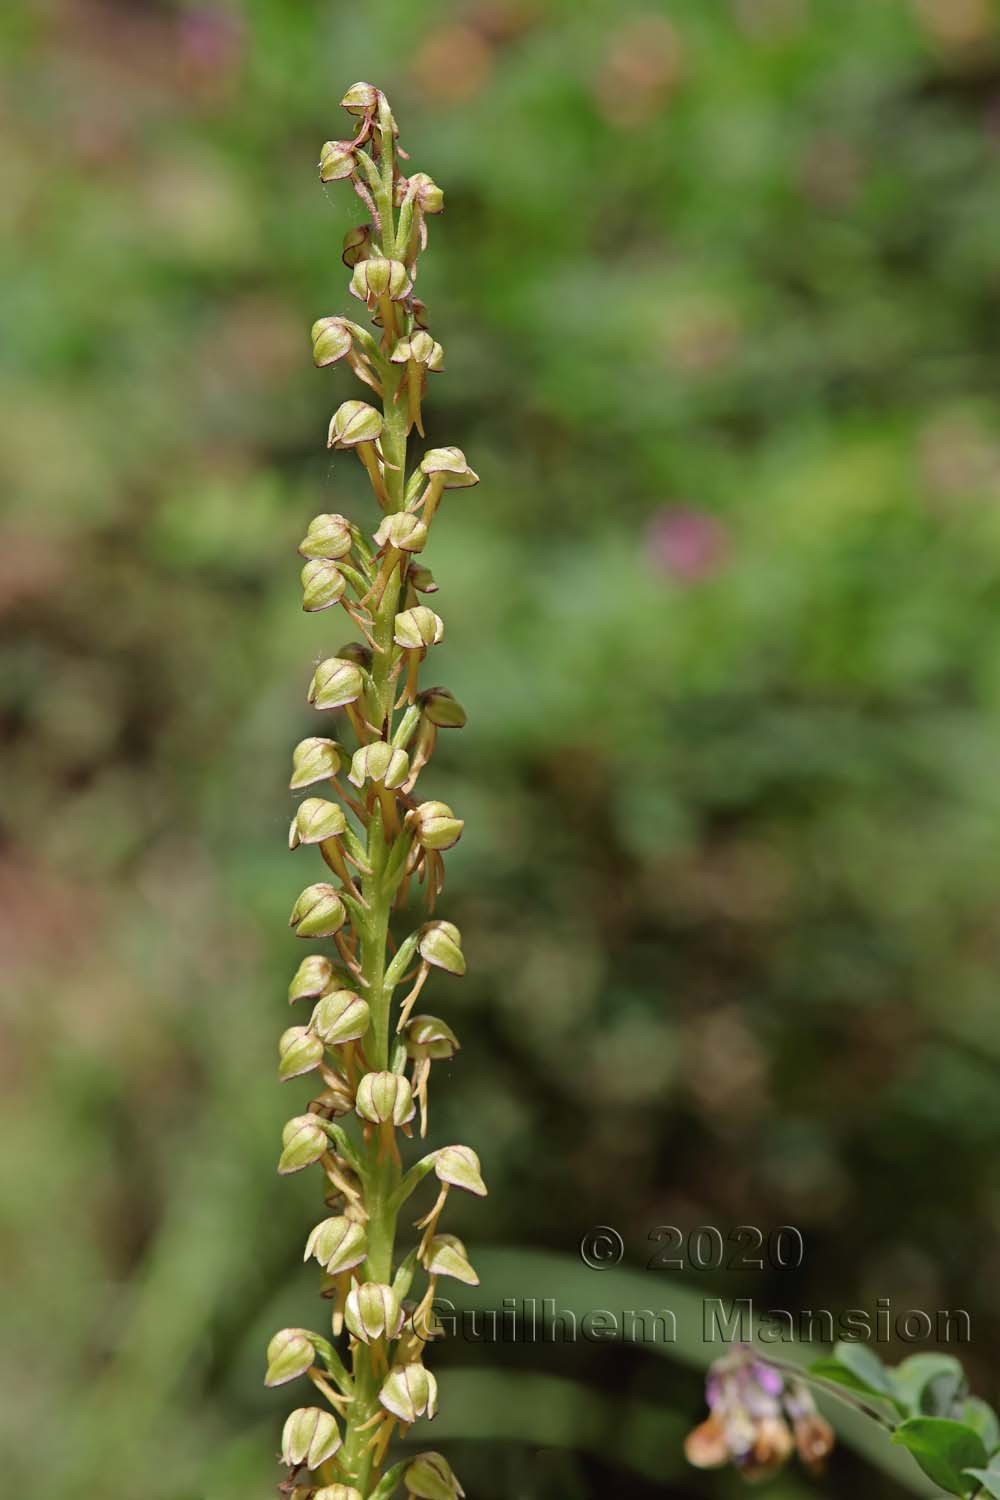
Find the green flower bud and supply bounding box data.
[348,741,410,790]
[342,223,373,268]
[374,512,429,554]
[308,658,365,711]
[281,1406,342,1469]
[305,1215,368,1276]
[319,140,356,182]
[278,1026,325,1081]
[378,1361,438,1424]
[418,920,465,975]
[265,1327,317,1386]
[336,640,373,671]
[301,558,346,612]
[341,80,380,116]
[290,884,347,939]
[310,319,353,370]
[406,1014,460,1060]
[391,332,444,372]
[312,1075,356,1117]
[394,606,444,650]
[349,257,412,310]
[345,1280,404,1343]
[278,1115,330,1175]
[299,511,353,559]
[327,400,383,449]
[425,1233,479,1286]
[407,564,438,594]
[290,738,344,792]
[355,1070,416,1127]
[315,1487,363,1500]
[289,797,348,849]
[419,447,479,489]
[410,800,463,851]
[405,1452,465,1499]
[434,1144,486,1196]
[311,989,370,1045]
[418,686,467,728]
[400,173,445,215]
[288,953,336,1003]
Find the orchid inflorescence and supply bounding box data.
[266,82,482,1500]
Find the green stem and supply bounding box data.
[338,109,409,1500]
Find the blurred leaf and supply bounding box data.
[892,1418,989,1496]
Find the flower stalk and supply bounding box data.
[268,83,480,1500]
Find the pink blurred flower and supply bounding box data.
[177,6,246,92]
[646,505,730,583]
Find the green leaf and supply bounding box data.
[892,1417,989,1495]
[964,1467,1000,1499]
[894,1354,967,1417]
[960,1398,1000,1454]
[832,1341,897,1392]
[810,1342,904,1412]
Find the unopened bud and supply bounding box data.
[425,1233,479,1286]
[349,257,412,310]
[315,1487,363,1500]
[312,1075,355,1116]
[278,1115,330,1174]
[265,1327,317,1386]
[341,80,380,116]
[401,173,445,215]
[394,606,444,650]
[310,319,353,369]
[345,1280,404,1343]
[299,512,353,559]
[290,738,344,792]
[301,558,346,612]
[288,953,336,1003]
[304,1215,367,1276]
[409,800,463,851]
[327,400,383,449]
[281,1406,342,1469]
[406,1015,460,1060]
[374,512,428,554]
[379,1361,438,1423]
[319,140,356,182]
[391,332,444,371]
[290,884,346,939]
[342,224,373,268]
[278,1026,325,1082]
[418,686,467,728]
[407,564,438,594]
[311,990,370,1045]
[405,1452,465,1498]
[355,1070,416,1126]
[434,1144,486,1196]
[419,447,479,489]
[289,798,347,849]
[348,741,409,790]
[418,920,465,974]
[336,640,373,671]
[308,658,365,710]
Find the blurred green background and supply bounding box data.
[5,0,1000,1495]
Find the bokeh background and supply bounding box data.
[5,0,1000,1495]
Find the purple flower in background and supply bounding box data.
[646,504,730,583]
[686,1347,834,1482]
[178,6,246,86]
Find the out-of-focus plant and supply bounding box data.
[265,82,480,1500]
[688,1344,1000,1497]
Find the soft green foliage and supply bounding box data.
[6,2,1000,1497]
[807,1344,1000,1494]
